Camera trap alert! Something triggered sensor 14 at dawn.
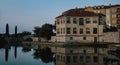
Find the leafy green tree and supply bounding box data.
[40,24,54,40]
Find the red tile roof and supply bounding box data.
[56,8,104,18]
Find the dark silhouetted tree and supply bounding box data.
[6,23,9,36]
[15,25,17,37]
[33,26,41,37]
[22,31,31,36]
[40,24,54,40]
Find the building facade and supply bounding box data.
[85,4,120,30]
[55,8,105,43]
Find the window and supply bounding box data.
[80,28,83,34]
[117,19,120,24]
[117,8,120,12]
[57,55,60,61]
[57,28,60,34]
[73,56,77,63]
[93,56,98,63]
[67,17,70,23]
[86,18,90,24]
[63,28,65,34]
[56,19,60,24]
[66,56,71,63]
[79,56,84,62]
[73,18,77,24]
[93,18,98,23]
[61,28,62,34]
[93,21,97,23]
[83,37,86,40]
[86,28,90,34]
[86,56,91,62]
[70,37,73,40]
[117,14,120,18]
[93,28,97,34]
[73,28,77,34]
[79,18,84,25]
[66,28,71,34]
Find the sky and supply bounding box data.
[0,0,120,34]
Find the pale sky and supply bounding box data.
[0,0,120,34]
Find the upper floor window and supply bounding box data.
[86,28,90,34]
[80,28,83,34]
[93,18,98,23]
[67,17,70,23]
[66,28,71,34]
[73,28,77,34]
[117,8,120,12]
[56,19,60,24]
[73,18,77,24]
[79,18,84,25]
[93,28,97,34]
[86,18,90,24]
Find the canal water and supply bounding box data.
[0,43,120,65]
[0,46,54,65]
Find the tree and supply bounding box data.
[33,26,41,37]
[40,24,54,40]
[6,23,9,36]
[15,25,17,37]
[22,31,31,36]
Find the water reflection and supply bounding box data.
[33,47,54,63]
[1,42,120,65]
[52,44,120,65]
[14,46,17,59]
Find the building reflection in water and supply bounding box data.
[51,44,120,65]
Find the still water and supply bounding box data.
[0,46,54,65]
[0,43,120,65]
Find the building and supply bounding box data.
[85,4,120,30]
[55,8,105,43]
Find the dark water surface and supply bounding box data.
[0,42,120,65]
[0,46,54,65]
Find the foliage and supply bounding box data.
[40,24,54,40]
[21,31,31,36]
[33,23,55,40]
[33,26,41,37]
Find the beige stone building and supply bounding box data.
[85,4,120,30]
[55,8,105,43]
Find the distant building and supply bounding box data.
[55,8,105,43]
[85,4,120,31]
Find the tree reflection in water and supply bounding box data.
[33,47,54,63]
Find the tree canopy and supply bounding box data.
[33,23,55,40]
